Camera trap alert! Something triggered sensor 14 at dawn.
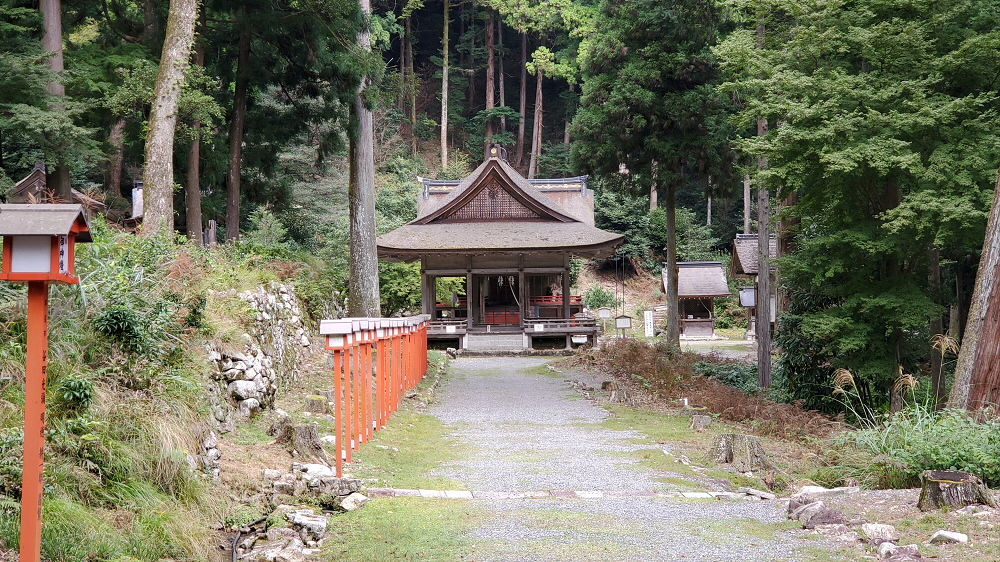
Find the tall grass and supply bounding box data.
[824,405,1000,489]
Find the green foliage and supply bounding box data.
[718,0,1000,410]
[93,304,153,354]
[56,375,96,412]
[582,285,620,310]
[712,297,747,331]
[240,207,294,259]
[828,406,1000,489]
[694,361,758,394]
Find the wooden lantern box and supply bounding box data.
[0,204,92,285]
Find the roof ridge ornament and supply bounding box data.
[487,143,509,162]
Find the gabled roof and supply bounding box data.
[732,233,777,275]
[377,157,623,259]
[416,158,577,224]
[5,165,107,211]
[667,261,731,298]
[0,204,93,242]
[421,175,588,195]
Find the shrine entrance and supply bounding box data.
[472,273,522,328]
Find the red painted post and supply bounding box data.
[354,335,364,446]
[344,336,353,462]
[364,331,373,442]
[20,281,48,562]
[332,349,344,477]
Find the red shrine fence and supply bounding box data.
[320,315,431,478]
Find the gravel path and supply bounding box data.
[425,357,838,561]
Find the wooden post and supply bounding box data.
[333,350,344,477]
[344,341,353,462]
[562,255,571,320]
[20,281,49,562]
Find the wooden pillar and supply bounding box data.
[562,254,571,319]
[466,271,473,330]
[518,254,526,328]
[421,271,430,315]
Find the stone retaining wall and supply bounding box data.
[201,283,315,476]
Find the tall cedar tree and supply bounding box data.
[717,0,1000,410]
[142,0,198,233]
[573,0,728,347]
[348,0,381,316]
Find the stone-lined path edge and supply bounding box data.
[365,487,760,500]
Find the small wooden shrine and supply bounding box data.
[732,233,777,338]
[377,146,624,350]
[662,261,731,338]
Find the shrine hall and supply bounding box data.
[376,146,624,351]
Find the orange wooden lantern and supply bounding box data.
[0,204,91,562]
[0,204,91,285]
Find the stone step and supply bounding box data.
[465,333,526,352]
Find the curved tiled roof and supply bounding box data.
[378,221,623,257]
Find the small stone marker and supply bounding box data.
[928,530,968,545]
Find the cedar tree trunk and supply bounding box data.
[497,19,506,134]
[406,17,417,156]
[484,10,495,157]
[514,32,527,169]
[754,22,773,387]
[348,0,381,317]
[743,174,751,233]
[664,174,680,346]
[142,0,198,234]
[40,0,72,201]
[186,16,205,244]
[949,172,1000,412]
[107,118,126,196]
[440,0,449,169]
[226,24,251,241]
[527,69,542,178]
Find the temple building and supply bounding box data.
[377,146,624,351]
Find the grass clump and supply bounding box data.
[823,405,1000,488]
[323,497,483,561]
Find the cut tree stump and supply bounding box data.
[304,395,328,414]
[689,415,712,431]
[272,417,329,464]
[918,470,998,511]
[713,433,769,473]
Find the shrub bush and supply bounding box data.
[826,406,1000,489]
[583,285,621,310]
[694,361,758,394]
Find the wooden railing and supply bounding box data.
[320,315,430,478]
[428,319,468,334]
[529,295,583,307]
[525,317,597,332]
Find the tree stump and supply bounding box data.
[918,470,998,511]
[304,395,328,414]
[273,418,328,464]
[689,415,712,431]
[713,433,769,473]
[315,389,334,402]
